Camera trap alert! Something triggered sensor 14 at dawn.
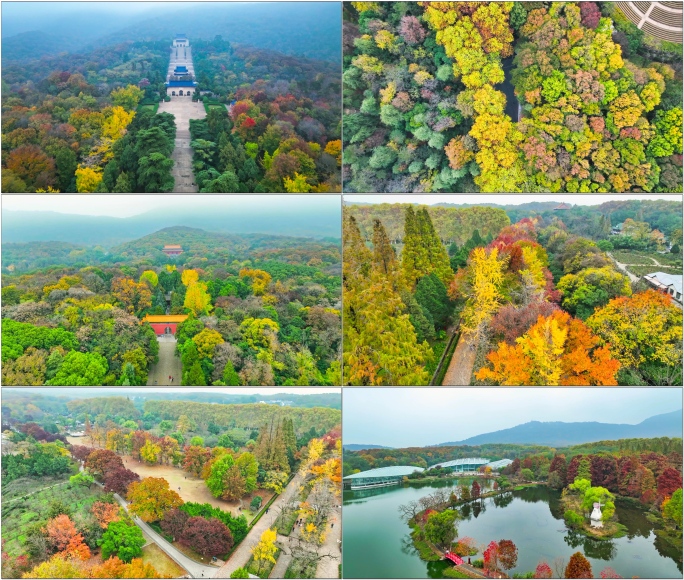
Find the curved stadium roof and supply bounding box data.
[343,466,424,479]
[429,457,490,469]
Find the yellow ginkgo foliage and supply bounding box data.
[75,165,103,193]
[251,528,278,572]
[181,269,199,286]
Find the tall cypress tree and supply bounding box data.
[418,208,453,287]
[402,206,428,288]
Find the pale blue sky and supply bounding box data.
[344,388,682,448]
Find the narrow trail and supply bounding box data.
[441,332,477,386]
[607,252,641,283]
[146,336,182,386]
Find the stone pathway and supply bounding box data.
[146,336,182,386]
[158,99,206,192]
[442,332,477,386]
[214,472,306,578]
[315,505,341,579]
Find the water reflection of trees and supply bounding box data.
[400,534,419,557]
[492,491,514,508]
[614,499,655,540]
[654,532,684,573]
[563,530,616,560]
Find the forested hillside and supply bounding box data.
[343,1,683,192]
[1,39,175,192]
[187,37,341,193]
[2,227,341,386]
[343,437,682,475]
[142,400,341,434]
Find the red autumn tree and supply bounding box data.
[161,508,189,542]
[534,561,553,578]
[85,449,124,480]
[565,552,593,578]
[471,481,481,499]
[179,517,234,557]
[599,567,622,579]
[483,541,500,572]
[657,468,683,498]
[103,467,140,496]
[70,445,96,462]
[580,2,602,28]
[128,431,148,460]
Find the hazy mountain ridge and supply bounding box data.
[2,204,341,246]
[438,410,683,447]
[343,444,394,451]
[2,3,341,64]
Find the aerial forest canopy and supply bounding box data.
[187,40,342,193]
[2,31,341,192]
[342,1,683,192]
[343,199,683,386]
[1,226,342,386]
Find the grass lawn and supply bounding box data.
[613,249,682,268]
[245,548,281,579]
[141,543,186,577]
[171,541,220,565]
[138,103,159,115]
[628,265,682,277]
[2,475,104,557]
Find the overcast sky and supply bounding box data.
[2,195,341,218]
[345,194,680,206]
[344,388,682,448]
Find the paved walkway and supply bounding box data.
[442,332,477,386]
[158,99,206,193]
[214,472,306,578]
[147,336,182,386]
[315,505,341,579]
[607,252,641,283]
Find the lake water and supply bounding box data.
[342,480,682,579]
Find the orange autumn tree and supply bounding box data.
[89,556,161,578]
[44,514,91,560]
[91,501,122,529]
[476,311,620,386]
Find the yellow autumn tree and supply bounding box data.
[251,528,278,573]
[240,268,272,296]
[75,165,103,192]
[183,282,212,316]
[111,85,145,112]
[457,247,507,340]
[192,328,224,360]
[181,269,199,286]
[283,172,312,193]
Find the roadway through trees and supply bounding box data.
[441,332,477,386]
[157,99,206,193]
[146,336,182,386]
[157,41,205,192]
[214,471,306,578]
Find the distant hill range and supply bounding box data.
[2,201,340,247]
[437,411,682,447]
[343,444,394,451]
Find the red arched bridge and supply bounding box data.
[444,552,464,566]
